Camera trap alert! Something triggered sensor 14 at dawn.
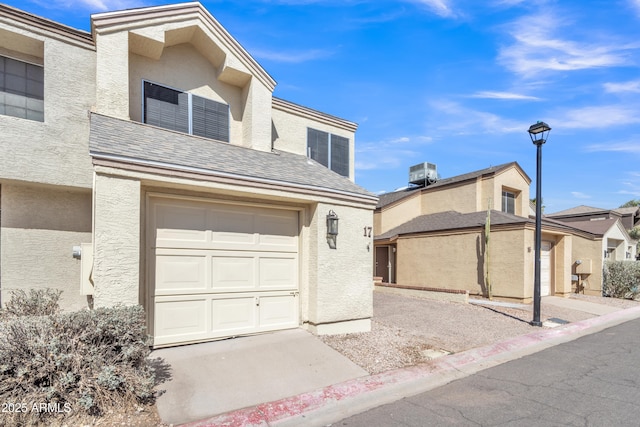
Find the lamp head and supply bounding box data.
[528,121,551,145]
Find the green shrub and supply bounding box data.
[0,291,164,426]
[603,261,640,299]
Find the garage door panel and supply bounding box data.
[154,297,208,345]
[212,256,257,290]
[211,209,256,246]
[259,256,298,289]
[211,297,257,334]
[257,212,298,250]
[259,295,298,329]
[155,204,208,247]
[156,254,208,294]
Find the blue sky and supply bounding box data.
[7,0,640,213]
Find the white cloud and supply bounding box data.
[604,80,640,94]
[571,191,591,199]
[470,91,541,100]
[355,136,433,171]
[586,141,640,154]
[31,0,146,12]
[251,48,334,63]
[559,106,640,129]
[429,100,525,134]
[498,12,638,77]
[406,0,455,18]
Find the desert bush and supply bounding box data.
[0,292,160,426]
[0,288,62,318]
[603,260,640,299]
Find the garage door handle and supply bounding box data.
[256,297,259,306]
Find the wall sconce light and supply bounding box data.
[326,210,339,249]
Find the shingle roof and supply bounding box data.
[376,162,526,209]
[89,113,376,200]
[562,218,619,236]
[546,205,608,217]
[375,210,530,240]
[613,206,640,216]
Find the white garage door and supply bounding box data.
[149,197,299,347]
[540,241,552,296]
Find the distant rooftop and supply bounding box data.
[376,162,526,209]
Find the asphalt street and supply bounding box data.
[337,317,640,427]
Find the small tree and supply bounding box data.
[619,199,640,208]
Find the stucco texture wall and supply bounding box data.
[0,25,95,188]
[93,174,141,307]
[421,181,478,215]
[271,107,356,180]
[571,234,603,295]
[492,168,531,217]
[307,202,374,334]
[379,193,421,234]
[396,227,530,301]
[0,184,91,310]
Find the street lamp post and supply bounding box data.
[528,121,551,327]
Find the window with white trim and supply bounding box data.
[502,190,516,214]
[143,81,229,142]
[307,128,349,177]
[0,55,44,122]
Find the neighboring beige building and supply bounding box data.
[373,162,620,302]
[545,206,638,294]
[0,2,377,347]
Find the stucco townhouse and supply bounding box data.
[545,205,638,293]
[0,2,377,347]
[373,161,632,302]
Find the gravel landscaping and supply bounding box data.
[319,291,640,375]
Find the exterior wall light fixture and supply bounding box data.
[326,210,339,249]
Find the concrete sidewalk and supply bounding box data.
[153,329,367,425]
[181,302,640,427]
[542,295,621,315]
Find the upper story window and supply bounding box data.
[0,55,44,122]
[502,190,516,215]
[143,81,229,142]
[307,128,349,177]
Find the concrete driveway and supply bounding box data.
[151,328,368,425]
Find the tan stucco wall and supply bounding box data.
[0,24,95,188]
[0,183,91,310]
[307,202,373,334]
[93,173,142,307]
[395,227,531,301]
[492,168,530,217]
[552,234,573,296]
[571,234,603,294]
[421,181,478,215]
[378,192,421,234]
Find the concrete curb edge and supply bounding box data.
[182,305,640,427]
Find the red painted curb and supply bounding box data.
[181,305,640,427]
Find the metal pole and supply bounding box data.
[532,141,543,326]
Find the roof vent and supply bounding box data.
[409,162,438,187]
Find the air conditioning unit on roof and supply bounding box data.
[409,162,437,187]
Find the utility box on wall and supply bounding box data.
[80,243,94,295]
[576,259,592,275]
